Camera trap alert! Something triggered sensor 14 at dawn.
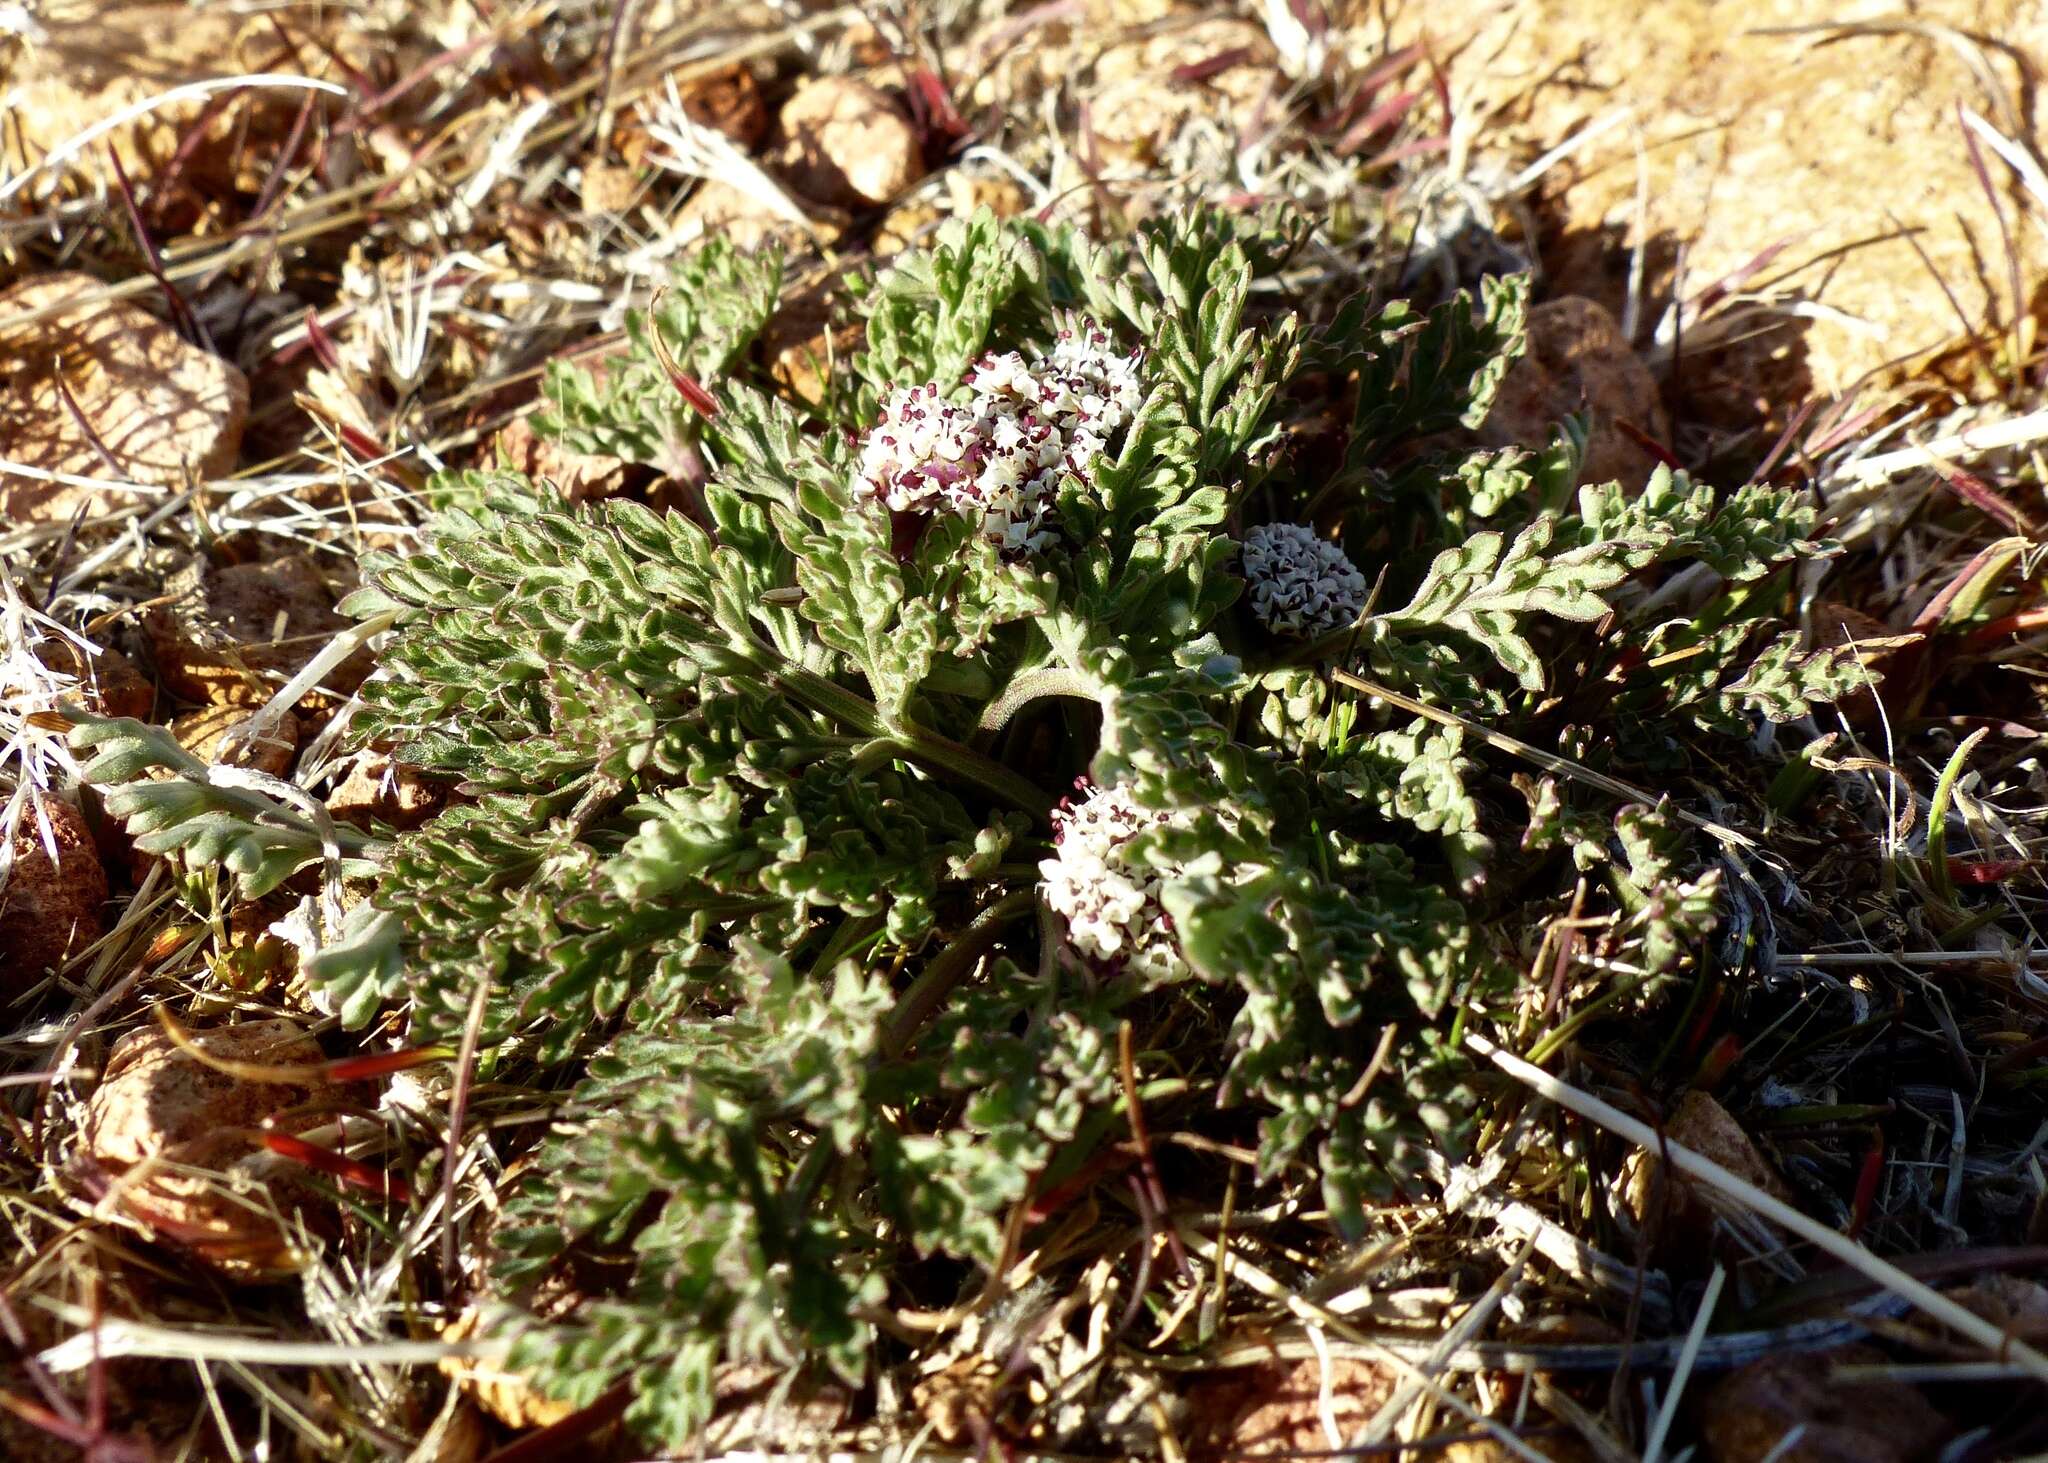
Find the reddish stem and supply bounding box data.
[263,1131,415,1202]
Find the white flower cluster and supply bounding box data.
[1238,522,1369,637]
[1039,780,1187,982]
[855,323,1143,555]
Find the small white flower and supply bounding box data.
[1238,523,1369,637]
[1039,781,1187,981]
[853,318,1142,555]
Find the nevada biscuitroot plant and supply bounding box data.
[73,207,1877,1446]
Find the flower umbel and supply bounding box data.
[856,320,1142,554]
[1239,522,1369,637]
[1039,780,1186,982]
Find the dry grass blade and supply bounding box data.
[1640,1263,1721,1463]
[1466,1032,2048,1384]
[1829,407,2048,484]
[0,76,351,204]
[36,1326,493,1375]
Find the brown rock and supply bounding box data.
[1482,297,1668,491]
[324,750,442,831]
[686,65,770,149]
[141,554,368,708]
[947,171,1029,221]
[1948,1273,2048,1341]
[578,159,646,216]
[1624,1089,1788,1257]
[36,641,153,721]
[0,4,322,205]
[169,705,301,776]
[675,177,824,256]
[81,1018,332,1275]
[492,413,634,503]
[876,168,1030,254]
[774,78,924,209]
[1805,600,1922,722]
[766,326,861,408]
[760,282,861,407]
[1417,0,2046,403]
[1699,1346,1950,1463]
[1,797,108,983]
[874,199,942,256]
[0,273,249,523]
[877,169,1032,254]
[1665,1089,1788,1198]
[1196,1357,1397,1456]
[87,1020,326,1165]
[1810,601,1894,654]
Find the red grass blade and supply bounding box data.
[1684,233,1802,318]
[1845,1128,1885,1240]
[1614,417,1682,470]
[1335,90,1422,156]
[1948,857,2035,886]
[1804,398,1886,459]
[262,1131,414,1203]
[322,1045,455,1082]
[1172,46,1257,85]
[1936,466,2030,534]
[904,67,972,158]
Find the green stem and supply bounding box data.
[1526,972,1662,1065]
[1925,726,1987,908]
[977,666,1104,733]
[221,791,387,860]
[811,913,886,975]
[899,727,1053,820]
[773,664,1051,819]
[882,889,1036,1059]
[781,1132,839,1231]
[772,663,890,737]
[1752,1103,1896,1129]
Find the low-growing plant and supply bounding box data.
[74,205,1877,1445]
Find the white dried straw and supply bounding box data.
[1466,1031,2048,1385]
[0,76,350,203]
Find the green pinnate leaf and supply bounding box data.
[1386,514,1637,690]
[1724,630,1888,721]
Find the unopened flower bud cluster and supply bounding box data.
[1039,780,1188,982]
[856,322,1143,555]
[1239,523,1369,637]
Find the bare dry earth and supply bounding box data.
[1411,0,2048,442]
